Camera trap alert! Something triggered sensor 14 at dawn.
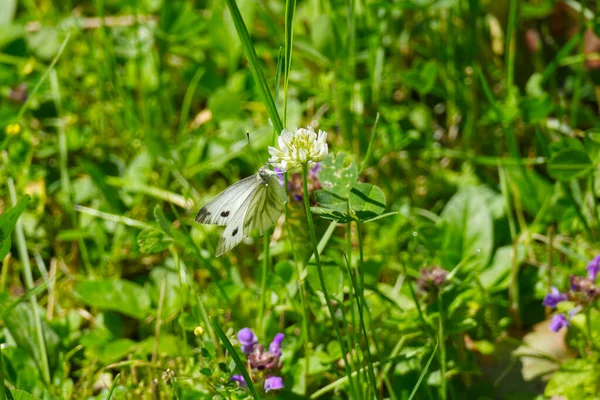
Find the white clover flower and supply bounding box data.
[268,126,328,171]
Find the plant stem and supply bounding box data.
[437,293,447,400]
[344,253,378,398]
[8,178,51,384]
[301,165,358,399]
[354,223,379,394]
[258,232,270,336]
[1,343,5,400]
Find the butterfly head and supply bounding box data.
[258,166,274,183]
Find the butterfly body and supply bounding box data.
[195,167,287,256]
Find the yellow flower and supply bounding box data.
[5,123,21,136]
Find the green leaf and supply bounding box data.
[545,359,596,397]
[310,207,351,223]
[480,245,525,290]
[401,60,438,95]
[74,280,151,320]
[547,148,592,181]
[8,389,40,400]
[306,263,343,301]
[0,195,30,260]
[0,0,16,26]
[349,183,386,221]
[210,318,261,400]
[137,228,172,254]
[317,153,358,200]
[3,302,60,375]
[440,186,493,270]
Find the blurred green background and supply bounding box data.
[2,0,600,399]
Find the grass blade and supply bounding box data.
[224,0,283,134]
[107,373,120,399]
[1,343,5,400]
[407,343,439,400]
[283,0,296,127]
[210,318,261,400]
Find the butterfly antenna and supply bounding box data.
[246,131,261,169]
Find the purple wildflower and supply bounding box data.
[549,314,569,332]
[264,376,284,392]
[542,287,567,308]
[238,328,258,354]
[273,167,285,188]
[231,375,247,387]
[586,255,600,281]
[268,333,285,357]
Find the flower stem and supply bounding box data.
[354,222,380,396]
[258,231,270,336]
[301,165,359,399]
[437,292,447,400]
[8,177,51,384]
[284,172,311,380]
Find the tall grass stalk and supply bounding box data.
[7,178,51,384]
[301,165,359,399]
[1,343,5,400]
[344,252,378,397]
[437,293,447,400]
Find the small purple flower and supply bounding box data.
[264,376,284,392]
[549,314,569,332]
[586,255,600,282]
[231,374,247,387]
[310,162,321,175]
[273,167,285,187]
[268,333,284,357]
[542,287,567,308]
[238,328,258,354]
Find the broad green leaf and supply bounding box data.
[0,195,30,260]
[480,245,525,290]
[349,183,386,221]
[440,186,493,270]
[547,148,592,181]
[310,207,351,223]
[520,95,552,124]
[505,168,553,217]
[137,228,172,254]
[74,280,151,320]
[4,302,60,374]
[317,153,358,199]
[306,263,344,301]
[8,389,40,400]
[545,359,596,397]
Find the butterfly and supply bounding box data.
[195,167,287,256]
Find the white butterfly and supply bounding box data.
[195,167,287,256]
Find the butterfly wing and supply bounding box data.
[243,175,287,236]
[216,189,257,256]
[195,174,262,226]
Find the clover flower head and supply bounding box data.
[586,255,600,281]
[238,328,258,354]
[264,376,284,392]
[268,126,328,171]
[542,287,567,308]
[417,266,447,293]
[549,314,569,332]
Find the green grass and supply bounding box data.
[2,0,600,399]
